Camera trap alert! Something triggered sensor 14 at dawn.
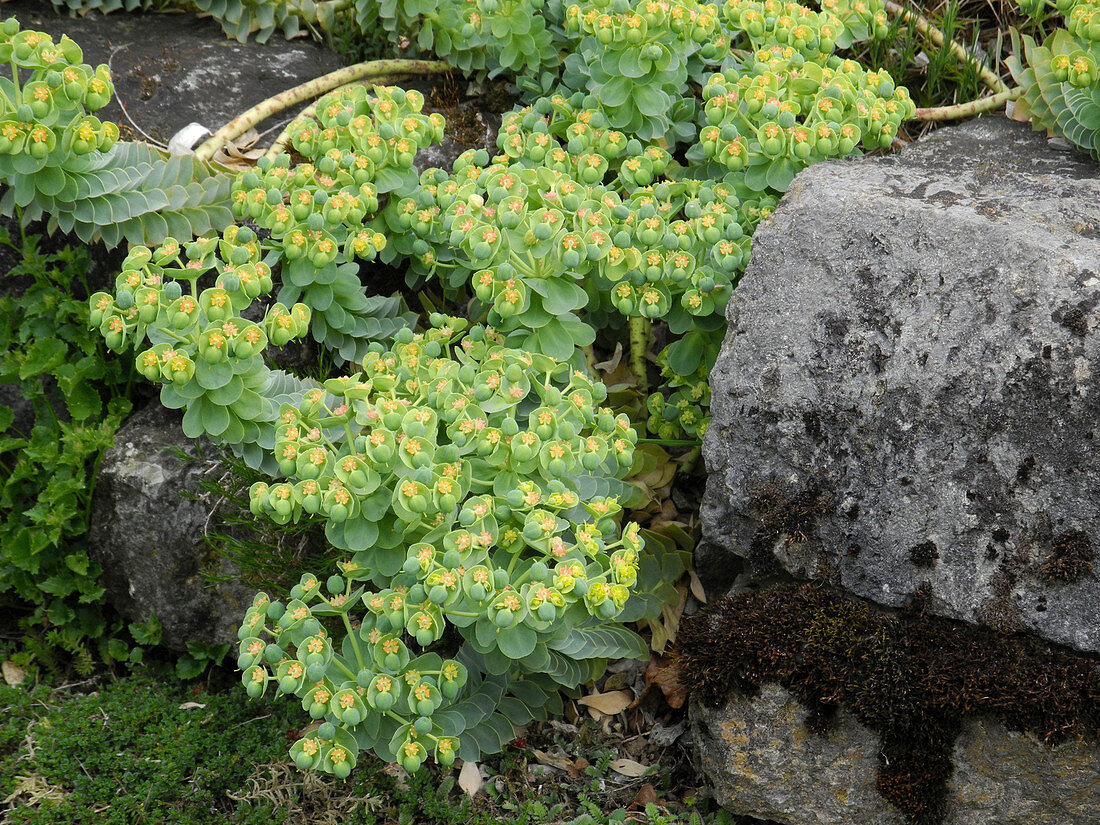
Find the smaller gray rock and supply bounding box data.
[89,404,253,651]
[693,685,1100,825]
[693,685,903,825]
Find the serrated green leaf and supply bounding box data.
[19,339,67,380]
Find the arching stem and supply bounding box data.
[883,1,1008,95]
[914,87,1021,121]
[194,59,450,161]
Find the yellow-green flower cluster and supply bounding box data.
[230,85,439,364]
[0,18,117,161]
[89,226,310,444]
[237,315,646,777]
[699,49,914,189]
[560,0,729,141]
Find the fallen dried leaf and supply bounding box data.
[593,342,624,373]
[689,570,707,604]
[630,782,659,809]
[530,749,575,772]
[458,760,483,798]
[602,671,631,692]
[212,130,264,170]
[645,655,688,709]
[610,758,650,778]
[573,757,590,771]
[578,689,633,718]
[2,661,25,687]
[178,701,206,710]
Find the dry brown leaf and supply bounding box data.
[648,583,687,653]
[458,760,483,798]
[645,655,688,710]
[602,671,631,692]
[689,570,707,604]
[530,749,575,772]
[609,758,650,777]
[600,357,639,389]
[178,701,206,710]
[593,342,624,373]
[573,757,590,771]
[578,689,633,718]
[2,661,25,687]
[629,783,659,810]
[212,130,264,170]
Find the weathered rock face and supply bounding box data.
[88,404,253,650]
[693,685,1100,825]
[700,116,1100,654]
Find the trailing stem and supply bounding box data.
[915,86,1021,121]
[194,59,450,161]
[883,1,1009,94]
[629,316,651,393]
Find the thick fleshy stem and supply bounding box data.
[194,59,450,161]
[884,1,1009,94]
[262,74,410,160]
[915,87,1021,121]
[582,344,598,374]
[679,445,701,476]
[629,316,650,393]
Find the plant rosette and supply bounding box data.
[231,85,436,363]
[239,314,649,775]
[1008,14,1100,160]
[89,226,311,451]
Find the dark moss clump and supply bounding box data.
[1040,529,1094,582]
[745,481,833,574]
[676,584,1100,825]
[909,541,939,567]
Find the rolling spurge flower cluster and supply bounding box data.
[230,85,437,363]
[0,17,231,246]
[381,94,771,439]
[698,47,916,190]
[89,227,313,465]
[0,19,116,163]
[239,315,648,774]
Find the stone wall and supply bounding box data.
[691,116,1100,824]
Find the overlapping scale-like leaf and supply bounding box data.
[1008,28,1100,160]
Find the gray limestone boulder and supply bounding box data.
[693,684,1100,825]
[700,116,1100,653]
[88,403,253,651]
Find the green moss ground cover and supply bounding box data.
[0,658,744,825]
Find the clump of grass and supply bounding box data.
[855,0,1053,139]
